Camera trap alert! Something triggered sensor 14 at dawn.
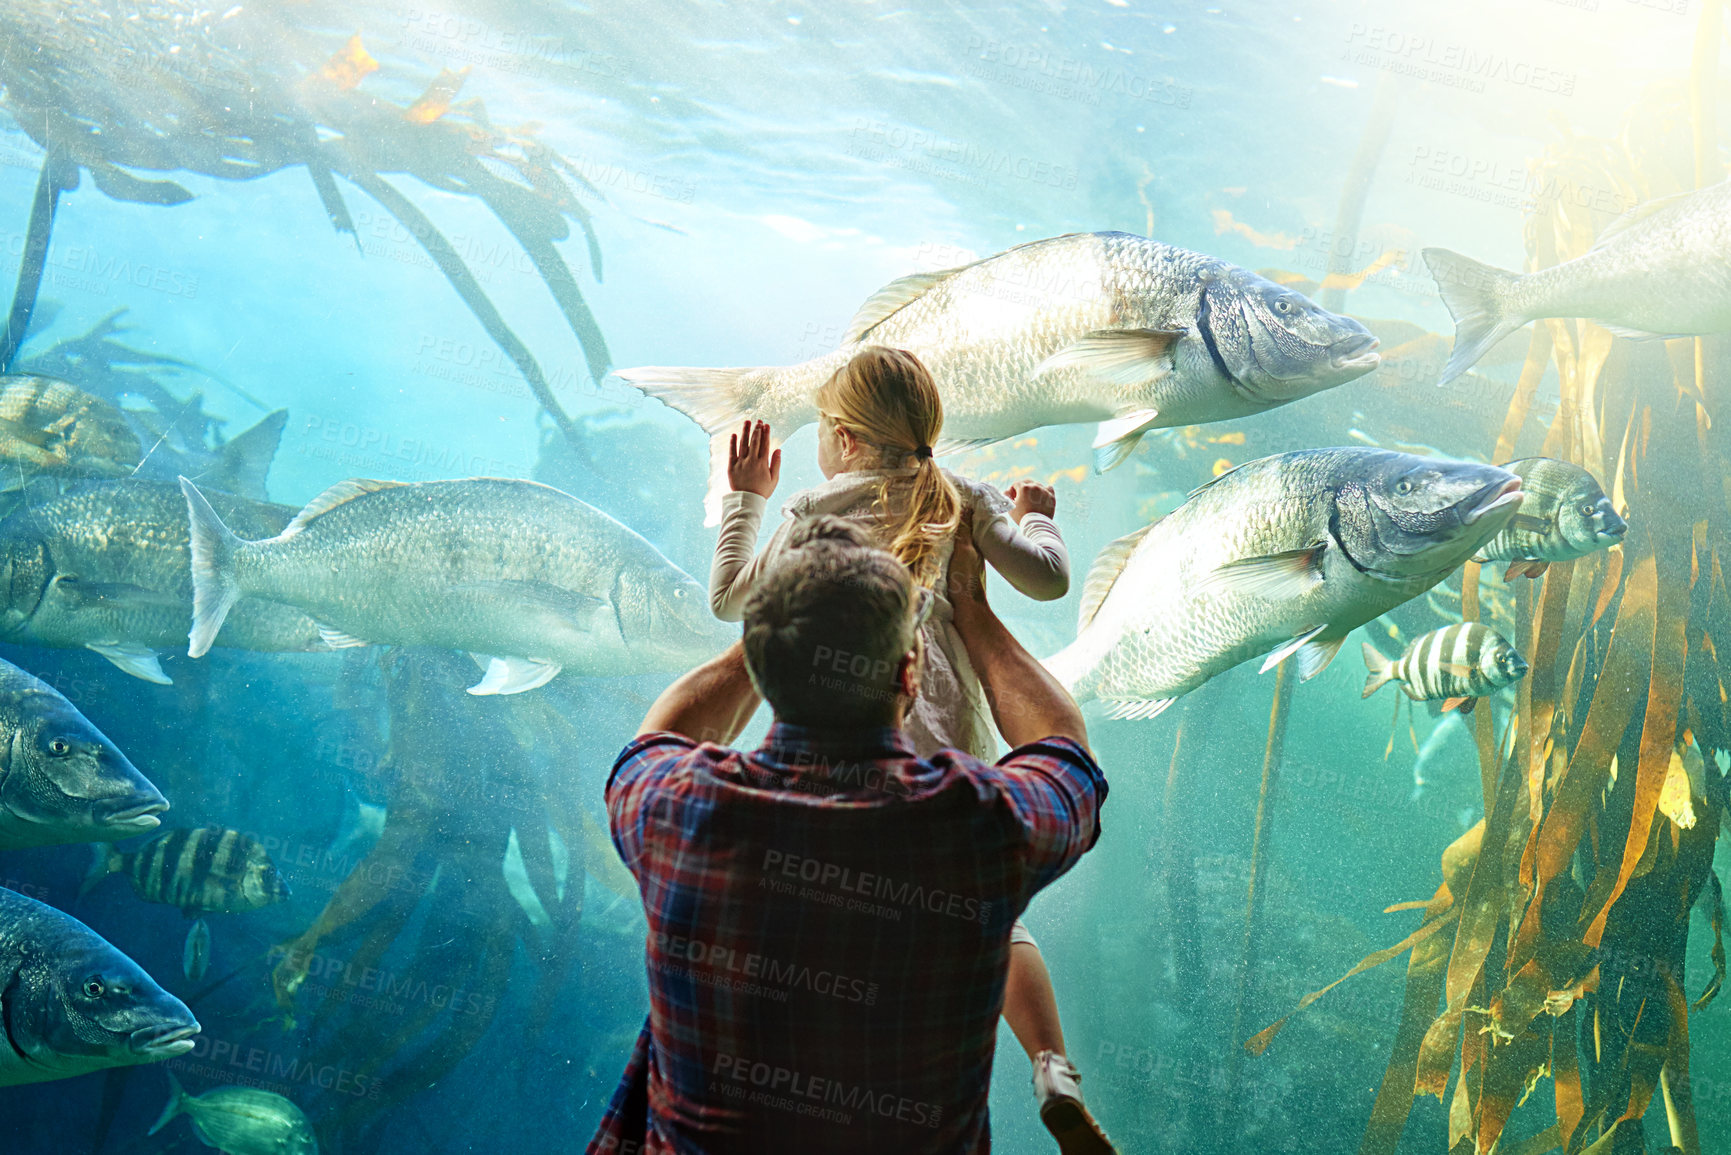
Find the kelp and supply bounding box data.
[0,1,613,444]
[1248,38,1729,1155]
[266,650,588,1154]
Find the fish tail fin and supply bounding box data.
[78,843,121,898]
[204,409,287,500]
[613,364,816,526]
[1361,641,1395,698]
[149,1071,187,1135]
[180,478,244,659]
[1421,248,1524,385]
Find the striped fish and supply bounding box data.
[1361,624,1528,713]
[81,827,289,914]
[1473,458,1626,579]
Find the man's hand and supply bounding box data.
[948,512,987,611]
[947,514,1088,754]
[728,420,781,498]
[1006,481,1056,523]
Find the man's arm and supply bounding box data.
[636,640,762,742]
[948,528,1089,754]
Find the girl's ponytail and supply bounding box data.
[815,347,961,585]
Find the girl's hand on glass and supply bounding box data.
[727,420,781,498]
[1006,482,1056,522]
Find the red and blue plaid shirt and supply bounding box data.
[586,722,1106,1155]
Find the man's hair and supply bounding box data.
[742,516,917,728]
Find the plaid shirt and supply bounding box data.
[587,722,1106,1155]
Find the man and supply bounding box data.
[589,516,1108,1154]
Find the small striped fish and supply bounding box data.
[1361,624,1527,713]
[82,827,289,914]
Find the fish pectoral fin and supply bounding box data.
[1259,624,1329,675]
[1504,559,1549,580]
[1436,662,1475,678]
[1198,545,1326,603]
[316,624,373,650]
[1034,328,1183,388]
[1295,634,1344,681]
[1091,409,1162,473]
[84,643,173,685]
[467,655,563,696]
[1442,697,1476,714]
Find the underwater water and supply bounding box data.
[0,0,1726,1152]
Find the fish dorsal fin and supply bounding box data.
[1187,460,1251,499]
[282,478,405,538]
[1078,523,1155,631]
[844,266,971,344]
[1590,189,1694,250]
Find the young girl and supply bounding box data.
[709,346,1114,1155]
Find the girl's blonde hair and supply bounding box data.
[816,347,961,585]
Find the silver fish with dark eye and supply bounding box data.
[0,655,167,849]
[181,476,733,696]
[1045,449,1523,720]
[151,1073,319,1155]
[618,231,1380,523]
[1426,180,1731,386]
[0,886,199,1086]
[1472,458,1626,580]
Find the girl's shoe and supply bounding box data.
[1033,1051,1117,1155]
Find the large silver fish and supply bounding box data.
[181,476,732,695]
[1425,181,1731,385]
[0,480,328,684]
[620,231,1380,521]
[0,886,199,1085]
[1471,458,1625,579]
[1045,449,1523,719]
[151,1073,319,1155]
[0,655,168,849]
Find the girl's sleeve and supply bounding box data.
[970,485,1071,601]
[709,491,774,622]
